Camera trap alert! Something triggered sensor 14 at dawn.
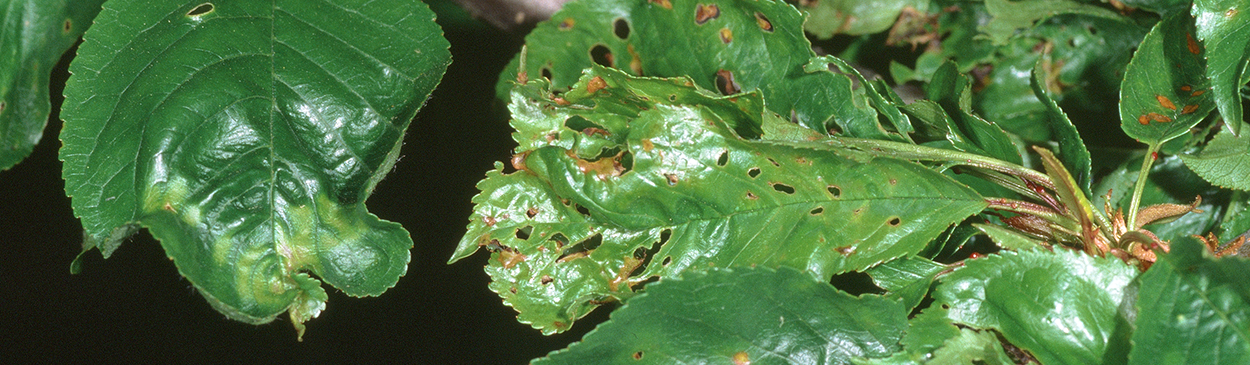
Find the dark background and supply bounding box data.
[0,2,607,363]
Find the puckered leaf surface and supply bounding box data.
[933,248,1138,365]
[59,0,450,334]
[533,266,910,365]
[0,0,105,170]
[455,66,986,333]
[1130,236,1250,364]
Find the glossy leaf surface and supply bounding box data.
[1096,154,1228,242]
[455,67,986,333]
[1181,124,1250,190]
[798,0,927,39]
[59,0,450,334]
[1130,237,1250,364]
[498,0,883,137]
[1032,61,1092,195]
[1120,12,1216,145]
[0,0,105,170]
[1193,0,1250,135]
[533,266,909,365]
[934,248,1138,365]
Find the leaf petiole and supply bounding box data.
[1126,143,1161,229]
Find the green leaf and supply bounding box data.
[499,0,885,138]
[1118,0,1192,16]
[1129,236,1250,364]
[919,61,1022,165]
[975,223,1046,251]
[854,307,1015,365]
[865,255,944,311]
[1180,124,1250,190]
[797,0,928,39]
[1194,0,1250,135]
[0,0,105,170]
[1120,12,1217,146]
[456,67,986,333]
[980,0,1125,45]
[934,248,1138,365]
[59,0,450,335]
[1096,153,1229,242]
[533,266,910,365]
[1218,192,1250,244]
[1031,59,1093,196]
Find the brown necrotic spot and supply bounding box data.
[1186,32,1201,54]
[540,275,553,285]
[633,351,644,360]
[664,173,679,185]
[1182,104,1200,114]
[526,207,538,219]
[559,17,575,30]
[187,3,214,17]
[746,191,758,200]
[755,12,773,32]
[63,19,72,33]
[650,0,673,9]
[587,76,608,93]
[715,69,740,95]
[591,45,614,67]
[695,4,720,25]
[1157,95,1176,110]
[719,27,733,43]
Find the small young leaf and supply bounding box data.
[1193,0,1250,135]
[0,0,105,170]
[933,248,1138,365]
[1180,124,1250,190]
[1129,236,1250,364]
[1096,154,1229,242]
[533,266,910,365]
[60,0,450,334]
[1120,12,1216,145]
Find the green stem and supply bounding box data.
[830,137,1054,189]
[1126,144,1161,229]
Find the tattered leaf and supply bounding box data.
[60,0,450,334]
[1181,123,1250,191]
[456,67,986,333]
[1120,12,1217,145]
[0,0,105,170]
[1194,0,1250,135]
[797,0,928,39]
[498,0,884,137]
[534,266,910,365]
[1130,236,1250,364]
[933,248,1138,365]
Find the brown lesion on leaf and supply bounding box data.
[609,256,644,291]
[834,245,856,256]
[558,17,575,30]
[1186,32,1201,54]
[496,246,527,269]
[62,19,73,34]
[755,12,773,32]
[719,27,733,44]
[649,0,673,10]
[587,76,608,93]
[732,351,750,365]
[664,173,680,185]
[887,6,941,51]
[627,44,644,75]
[526,207,539,219]
[510,151,530,172]
[1156,95,1176,110]
[1182,104,1200,114]
[695,4,720,25]
[570,149,627,180]
[745,191,758,200]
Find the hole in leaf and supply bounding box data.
[668,94,678,102]
[827,185,841,198]
[558,234,603,261]
[766,158,780,167]
[564,115,601,132]
[614,18,630,39]
[829,271,884,296]
[541,275,554,285]
[714,69,740,95]
[186,3,214,17]
[747,167,761,178]
[755,12,773,32]
[716,151,729,166]
[772,183,795,194]
[1086,25,1097,35]
[810,207,824,215]
[746,191,758,200]
[515,226,533,240]
[575,204,591,217]
[664,173,679,185]
[526,207,538,219]
[549,233,570,249]
[63,19,72,33]
[659,228,672,244]
[591,45,614,67]
[888,217,901,226]
[0,102,5,112]
[633,351,644,360]
[541,67,553,81]
[695,4,720,25]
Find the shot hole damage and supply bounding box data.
[633,351,644,360]
[747,167,761,178]
[771,182,795,194]
[810,207,824,215]
[827,185,841,198]
[541,67,553,81]
[613,18,631,39]
[591,45,614,67]
[755,12,773,32]
[515,225,533,240]
[716,151,729,166]
[187,3,214,17]
[719,28,733,44]
[732,351,751,365]
[888,216,901,227]
[715,69,740,95]
[559,17,575,30]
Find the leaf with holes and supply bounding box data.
[933,248,1138,365]
[1129,236,1250,364]
[453,66,986,333]
[59,0,450,336]
[497,0,889,139]
[796,0,929,39]
[532,266,910,365]
[1194,0,1250,136]
[1120,12,1217,146]
[0,0,105,170]
[1180,124,1250,191]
